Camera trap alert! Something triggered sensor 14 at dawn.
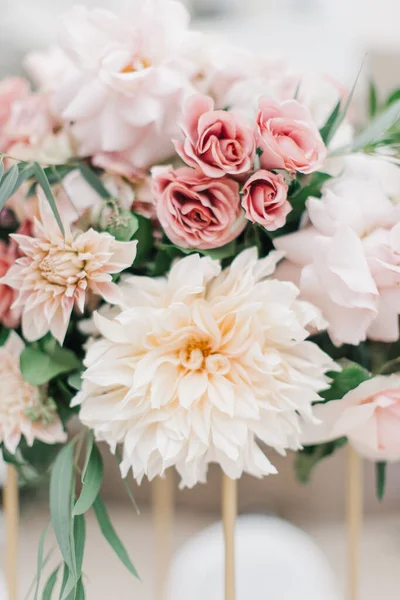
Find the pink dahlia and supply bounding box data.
[1,195,137,345]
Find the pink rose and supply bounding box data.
[302,375,400,462]
[174,94,256,178]
[0,240,21,328]
[152,166,245,249]
[241,170,291,231]
[0,77,30,151]
[257,97,327,174]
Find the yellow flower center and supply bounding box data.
[39,251,85,286]
[180,339,212,371]
[120,57,151,74]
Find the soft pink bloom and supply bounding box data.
[0,331,67,454]
[174,94,255,178]
[1,195,137,345]
[302,375,400,462]
[257,97,327,174]
[241,170,290,231]
[0,77,30,150]
[92,152,146,182]
[39,1,197,171]
[152,166,245,249]
[275,167,400,346]
[0,240,21,328]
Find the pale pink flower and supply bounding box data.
[0,240,21,328]
[152,165,245,249]
[241,170,290,231]
[302,375,400,462]
[174,94,255,178]
[73,248,335,487]
[1,195,137,345]
[0,331,67,454]
[42,1,197,171]
[257,97,327,174]
[275,163,400,345]
[0,77,30,151]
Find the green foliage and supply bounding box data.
[73,444,104,516]
[0,164,19,210]
[295,438,347,483]
[368,81,378,119]
[133,214,154,264]
[105,209,139,242]
[42,566,60,600]
[320,361,371,404]
[200,240,237,260]
[92,495,140,579]
[376,461,387,501]
[319,99,341,144]
[386,88,400,107]
[20,344,81,386]
[78,163,112,199]
[351,99,400,151]
[33,162,65,237]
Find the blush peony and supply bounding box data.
[1,195,137,345]
[73,248,336,488]
[0,331,67,453]
[257,97,327,174]
[152,165,245,249]
[302,375,400,462]
[0,239,21,328]
[275,160,400,346]
[174,93,255,178]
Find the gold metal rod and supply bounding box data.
[222,474,237,600]
[152,471,174,600]
[4,464,19,600]
[347,446,363,600]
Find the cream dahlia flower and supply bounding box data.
[73,248,336,488]
[1,194,137,345]
[0,331,67,453]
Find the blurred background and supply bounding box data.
[1,0,400,598]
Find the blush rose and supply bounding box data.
[241,170,290,231]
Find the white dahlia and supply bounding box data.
[73,249,336,488]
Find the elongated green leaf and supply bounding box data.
[42,565,60,600]
[369,81,378,119]
[92,496,140,579]
[116,450,140,515]
[199,240,237,260]
[0,165,19,210]
[330,60,365,142]
[73,444,103,516]
[78,164,111,199]
[386,88,400,107]
[49,444,75,572]
[59,564,70,599]
[75,579,85,600]
[20,345,80,386]
[376,461,387,501]
[0,158,4,182]
[352,99,400,151]
[33,162,65,236]
[319,99,341,144]
[33,522,50,600]
[73,514,86,575]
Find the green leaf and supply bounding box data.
[0,326,10,346]
[78,164,111,200]
[49,443,75,573]
[132,214,154,264]
[319,99,341,145]
[33,523,50,600]
[20,345,80,386]
[92,496,140,579]
[75,579,85,600]
[67,371,82,391]
[199,240,237,260]
[369,81,378,119]
[59,564,70,600]
[106,210,139,241]
[81,432,94,484]
[352,99,400,151]
[386,88,400,107]
[286,172,332,224]
[0,165,19,211]
[116,450,140,515]
[33,162,65,237]
[0,157,4,182]
[376,461,387,501]
[73,444,103,516]
[295,438,347,483]
[42,565,60,600]
[73,514,86,574]
[320,361,371,403]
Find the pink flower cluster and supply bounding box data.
[152,93,326,249]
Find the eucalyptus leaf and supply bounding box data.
[319,99,341,145]
[67,371,82,391]
[33,522,50,600]
[49,443,75,573]
[386,88,400,107]
[352,99,400,151]
[0,165,19,211]
[0,158,4,182]
[42,565,60,600]
[78,164,111,199]
[33,162,65,237]
[73,514,86,574]
[73,444,103,516]
[92,495,140,579]
[20,345,80,386]
[369,81,378,118]
[376,461,387,501]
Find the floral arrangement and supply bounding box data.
[0,0,400,595]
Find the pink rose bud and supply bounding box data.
[174,94,256,178]
[241,170,291,231]
[257,97,327,174]
[152,166,246,250]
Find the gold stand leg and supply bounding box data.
[222,474,237,600]
[347,447,363,600]
[4,465,19,600]
[152,471,174,600]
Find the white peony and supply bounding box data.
[73,249,336,488]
